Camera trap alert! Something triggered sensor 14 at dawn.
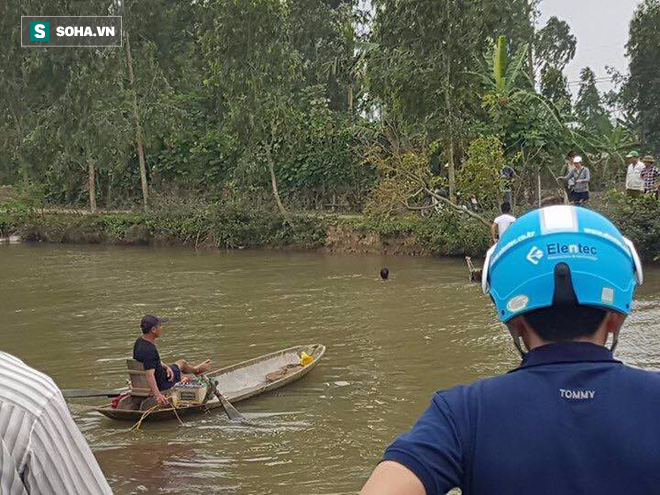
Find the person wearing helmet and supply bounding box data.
[361,205,653,495]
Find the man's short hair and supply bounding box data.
[140,315,166,334]
[501,202,511,213]
[524,305,608,342]
[566,150,577,160]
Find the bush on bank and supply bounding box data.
[339,210,491,257]
[1,197,491,256]
[0,200,328,249]
[597,191,660,261]
[3,192,659,261]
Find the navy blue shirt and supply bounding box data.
[383,342,660,494]
[133,338,168,390]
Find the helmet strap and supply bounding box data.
[506,324,526,358]
[610,331,620,354]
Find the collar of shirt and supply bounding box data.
[511,342,620,371]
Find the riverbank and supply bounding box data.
[2,192,658,260]
[0,201,491,257]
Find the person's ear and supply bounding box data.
[604,311,626,335]
[508,316,527,336]
[511,315,540,339]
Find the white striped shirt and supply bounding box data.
[0,352,112,494]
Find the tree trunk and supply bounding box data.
[9,105,29,190]
[106,174,113,207]
[88,157,97,213]
[444,1,456,202]
[528,44,535,87]
[123,30,149,210]
[423,188,490,228]
[264,143,290,225]
[348,84,353,113]
[537,169,542,207]
[528,8,536,87]
[19,159,29,190]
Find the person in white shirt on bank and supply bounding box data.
[625,150,645,197]
[491,202,516,244]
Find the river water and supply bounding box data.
[1,244,659,494]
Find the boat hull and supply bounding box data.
[95,344,325,421]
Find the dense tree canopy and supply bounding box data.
[0,0,653,214]
[575,67,613,136]
[624,0,660,153]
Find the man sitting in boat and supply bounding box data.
[134,315,212,406]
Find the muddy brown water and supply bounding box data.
[1,244,659,494]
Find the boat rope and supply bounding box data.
[129,405,159,431]
[171,402,185,426]
[129,400,187,431]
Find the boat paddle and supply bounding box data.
[202,375,247,423]
[62,388,126,399]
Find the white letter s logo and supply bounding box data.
[34,24,46,39]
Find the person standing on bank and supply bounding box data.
[361,205,652,495]
[134,315,212,406]
[625,150,645,197]
[560,155,590,205]
[0,351,112,493]
[490,202,516,244]
[641,155,660,197]
[561,151,577,203]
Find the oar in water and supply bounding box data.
[202,375,247,422]
[62,388,126,399]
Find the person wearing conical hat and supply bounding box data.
[625,151,644,197]
[641,155,660,197]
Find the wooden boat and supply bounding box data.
[96,344,325,421]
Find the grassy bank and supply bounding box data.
[2,192,657,260]
[0,198,491,257]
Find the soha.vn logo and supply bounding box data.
[30,22,50,41]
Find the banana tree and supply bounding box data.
[474,35,573,205]
[477,36,534,123]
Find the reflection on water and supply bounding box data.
[1,244,659,493]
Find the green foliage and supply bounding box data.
[624,0,660,154]
[4,201,328,249]
[575,67,613,136]
[534,16,576,117]
[457,136,505,209]
[0,199,29,235]
[474,37,573,173]
[154,129,239,187]
[364,145,438,219]
[599,190,660,260]
[367,0,535,140]
[540,67,572,113]
[479,36,531,118]
[0,0,653,224]
[534,16,577,73]
[339,210,490,256]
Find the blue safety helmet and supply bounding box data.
[482,205,643,322]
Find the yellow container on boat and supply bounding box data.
[300,352,313,366]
